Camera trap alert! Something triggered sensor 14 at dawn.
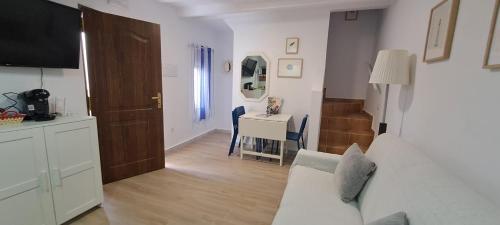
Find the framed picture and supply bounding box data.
[345,11,358,21]
[423,0,460,63]
[267,97,282,115]
[484,0,500,69]
[286,37,299,54]
[278,58,303,78]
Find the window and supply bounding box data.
[193,45,213,121]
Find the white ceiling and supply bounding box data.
[158,0,395,17]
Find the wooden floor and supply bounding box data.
[67,131,293,225]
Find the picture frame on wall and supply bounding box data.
[278,58,303,78]
[286,37,299,54]
[423,0,460,63]
[484,0,500,69]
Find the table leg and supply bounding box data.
[240,136,244,160]
[280,141,284,166]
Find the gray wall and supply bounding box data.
[324,10,382,99]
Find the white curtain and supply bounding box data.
[193,45,213,122]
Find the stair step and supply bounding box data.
[319,98,374,155]
[324,98,364,104]
[321,112,372,132]
[320,128,374,137]
[322,98,364,116]
[320,129,374,148]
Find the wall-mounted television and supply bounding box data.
[242,58,257,77]
[0,0,82,69]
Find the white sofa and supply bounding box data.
[272,134,500,225]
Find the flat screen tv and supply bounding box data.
[0,0,82,69]
[242,58,257,77]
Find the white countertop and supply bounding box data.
[0,116,96,133]
[240,112,292,122]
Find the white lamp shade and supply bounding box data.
[369,49,410,85]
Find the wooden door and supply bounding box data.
[44,119,103,224]
[81,7,165,184]
[0,128,56,225]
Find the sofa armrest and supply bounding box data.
[291,149,342,174]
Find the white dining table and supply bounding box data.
[238,112,292,166]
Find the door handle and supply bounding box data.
[152,92,162,109]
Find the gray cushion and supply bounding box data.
[366,212,409,225]
[333,143,377,202]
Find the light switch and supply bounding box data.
[165,64,178,77]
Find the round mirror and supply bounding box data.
[240,54,269,101]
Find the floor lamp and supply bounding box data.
[369,49,410,135]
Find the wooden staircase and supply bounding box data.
[319,98,375,154]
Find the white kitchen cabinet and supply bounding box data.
[44,119,103,224]
[0,128,56,225]
[0,116,103,225]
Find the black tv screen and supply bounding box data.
[0,0,81,69]
[242,58,257,77]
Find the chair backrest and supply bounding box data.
[298,114,308,136]
[232,106,245,130]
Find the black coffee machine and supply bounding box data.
[19,89,56,121]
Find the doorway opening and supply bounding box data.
[319,10,382,154]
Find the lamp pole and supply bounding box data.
[379,84,390,135]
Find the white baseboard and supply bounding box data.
[165,129,228,152]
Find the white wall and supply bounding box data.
[0,0,233,150]
[214,33,234,131]
[365,0,500,206]
[226,9,331,150]
[324,10,381,99]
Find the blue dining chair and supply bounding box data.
[287,114,309,150]
[228,106,245,156]
[272,114,309,152]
